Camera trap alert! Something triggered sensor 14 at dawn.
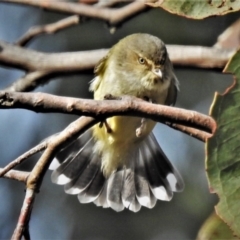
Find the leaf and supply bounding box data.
[147,0,240,19]
[206,50,240,237]
[197,212,237,240]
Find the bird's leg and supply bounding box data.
[97,94,120,133]
[136,97,153,138]
[99,120,112,133]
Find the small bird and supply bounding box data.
[50,33,184,212]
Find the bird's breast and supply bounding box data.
[92,115,156,176]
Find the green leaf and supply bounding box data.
[147,0,240,19]
[206,50,240,237]
[197,212,237,240]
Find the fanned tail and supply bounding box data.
[50,131,184,212]
[51,130,105,201]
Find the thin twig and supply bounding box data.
[0,142,46,178]
[2,0,147,25]
[1,168,29,183]
[4,71,50,92]
[166,123,212,142]
[0,91,216,136]
[16,15,80,47]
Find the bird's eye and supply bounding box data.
[138,57,145,64]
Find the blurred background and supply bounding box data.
[0,2,237,239]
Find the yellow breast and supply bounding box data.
[92,115,155,176]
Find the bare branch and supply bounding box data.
[214,18,240,49]
[0,40,234,72]
[167,45,235,68]
[11,188,35,240]
[16,15,80,47]
[0,168,29,183]
[166,123,212,142]
[4,71,50,92]
[0,40,107,72]
[0,40,235,92]
[0,142,46,178]
[2,0,147,25]
[0,91,216,135]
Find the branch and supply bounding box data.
[2,0,147,25]
[0,91,216,137]
[4,71,50,92]
[0,168,29,183]
[0,40,234,72]
[214,18,240,50]
[0,142,46,178]
[0,40,107,72]
[11,188,35,240]
[166,123,212,142]
[168,45,234,68]
[0,40,235,92]
[16,15,80,47]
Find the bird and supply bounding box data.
[50,33,184,212]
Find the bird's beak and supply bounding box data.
[152,68,162,79]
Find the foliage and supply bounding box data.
[149,0,240,19]
[197,212,238,240]
[206,50,240,238]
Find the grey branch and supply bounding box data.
[16,15,80,47]
[168,45,235,68]
[0,91,216,139]
[11,188,35,240]
[2,0,147,25]
[0,168,29,183]
[0,40,235,92]
[0,40,107,72]
[0,142,46,178]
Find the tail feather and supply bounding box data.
[121,169,135,209]
[64,154,99,195]
[146,134,184,192]
[135,149,156,209]
[129,196,141,213]
[140,143,173,201]
[77,168,105,203]
[51,135,94,185]
[94,182,109,208]
[106,171,125,212]
[122,169,141,213]
[50,130,184,212]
